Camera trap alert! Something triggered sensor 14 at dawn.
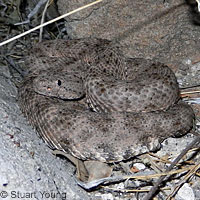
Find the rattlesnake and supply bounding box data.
[18,38,195,162]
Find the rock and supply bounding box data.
[132,163,146,171]
[95,193,115,200]
[0,65,92,200]
[176,183,195,200]
[57,0,200,70]
[84,161,112,182]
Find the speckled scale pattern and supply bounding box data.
[18,38,195,162]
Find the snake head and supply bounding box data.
[32,70,85,100]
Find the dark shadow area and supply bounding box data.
[185,0,200,25]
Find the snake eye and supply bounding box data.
[57,80,62,86]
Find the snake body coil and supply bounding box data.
[18,38,194,162]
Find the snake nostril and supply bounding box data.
[58,80,62,86]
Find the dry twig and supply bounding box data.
[166,163,200,200]
[39,0,51,42]
[143,135,200,200]
[0,0,103,47]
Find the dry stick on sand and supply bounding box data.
[180,84,200,97]
[0,0,103,47]
[77,165,196,190]
[166,163,200,200]
[39,0,51,42]
[143,135,200,200]
[181,90,200,95]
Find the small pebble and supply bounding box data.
[133,163,146,171]
[100,193,114,200]
[176,183,195,200]
[182,58,192,65]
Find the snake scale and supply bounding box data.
[18,38,195,162]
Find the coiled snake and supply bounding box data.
[18,38,194,163]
